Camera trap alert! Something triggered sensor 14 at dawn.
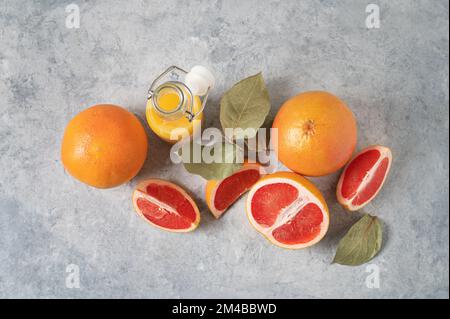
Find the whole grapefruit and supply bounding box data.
[272,91,357,176]
[61,104,148,188]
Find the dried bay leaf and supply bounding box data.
[333,214,383,266]
[180,139,243,180]
[220,73,271,138]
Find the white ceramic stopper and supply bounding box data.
[185,65,215,96]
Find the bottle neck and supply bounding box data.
[152,81,193,120]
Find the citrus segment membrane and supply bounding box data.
[272,203,323,245]
[206,163,263,218]
[250,183,323,245]
[246,173,329,249]
[135,184,197,230]
[214,169,261,212]
[337,145,392,211]
[250,183,298,227]
[133,179,200,232]
[351,157,389,206]
[341,149,381,199]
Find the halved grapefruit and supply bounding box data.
[132,179,200,232]
[205,162,263,218]
[246,171,329,249]
[337,145,392,211]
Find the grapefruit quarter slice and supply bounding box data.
[132,179,200,232]
[246,171,329,249]
[205,162,263,218]
[337,145,392,211]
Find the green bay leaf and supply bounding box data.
[333,214,383,266]
[180,139,243,180]
[220,73,271,137]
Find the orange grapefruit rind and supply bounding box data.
[272,91,357,177]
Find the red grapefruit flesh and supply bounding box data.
[205,163,263,218]
[246,172,329,249]
[337,145,392,211]
[133,179,200,232]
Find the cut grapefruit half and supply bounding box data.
[132,179,200,232]
[205,162,263,218]
[246,171,329,249]
[337,145,392,211]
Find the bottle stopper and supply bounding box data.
[185,65,215,96]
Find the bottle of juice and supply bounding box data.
[146,66,214,143]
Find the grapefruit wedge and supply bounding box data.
[337,145,392,211]
[205,162,263,218]
[246,171,329,249]
[133,179,200,232]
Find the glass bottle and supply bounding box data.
[146,65,214,143]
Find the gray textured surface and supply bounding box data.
[0,0,448,299]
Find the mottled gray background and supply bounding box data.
[0,0,448,299]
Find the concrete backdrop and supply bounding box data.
[0,0,448,298]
